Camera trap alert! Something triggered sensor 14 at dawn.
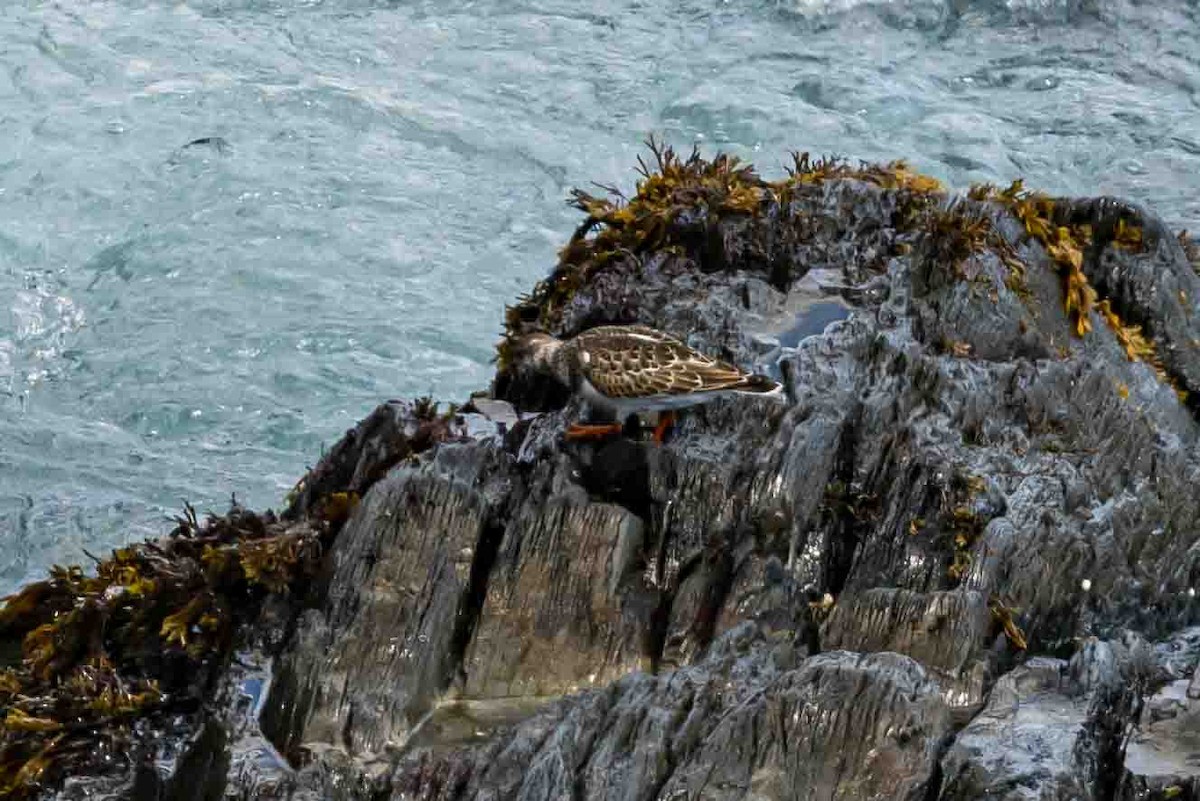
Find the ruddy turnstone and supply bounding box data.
[511,324,784,442]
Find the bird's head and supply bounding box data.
[506,332,570,385]
[492,331,574,411]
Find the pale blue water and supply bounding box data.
[2,0,1198,592]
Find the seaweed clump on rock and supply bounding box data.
[967,180,1182,396]
[0,502,333,798]
[0,395,476,798]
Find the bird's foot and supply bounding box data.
[652,411,676,444]
[565,422,624,442]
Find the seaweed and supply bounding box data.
[0,501,340,798]
[1096,299,1185,401]
[778,151,851,187]
[946,505,986,582]
[498,142,945,371]
[943,472,987,584]
[970,181,1186,399]
[776,152,944,236]
[778,151,943,195]
[916,199,1030,301]
[988,596,1029,651]
[918,199,1031,297]
[921,200,992,276]
[1111,218,1143,251]
[970,180,1100,336]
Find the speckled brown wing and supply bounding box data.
[572,325,760,399]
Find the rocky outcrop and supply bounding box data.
[248,152,1200,799]
[12,149,1200,798]
[390,626,950,801]
[938,636,1151,799]
[1116,627,1200,800]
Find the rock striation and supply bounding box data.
[254,150,1200,799]
[10,147,1200,799]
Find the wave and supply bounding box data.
[774,0,1159,31]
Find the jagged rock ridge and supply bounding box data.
[254,150,1200,799]
[8,147,1200,799]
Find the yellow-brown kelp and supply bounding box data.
[499,141,946,370]
[500,142,1182,400]
[970,180,1181,399]
[944,473,987,584]
[988,596,1029,652]
[0,502,346,797]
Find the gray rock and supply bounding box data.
[256,177,1200,798]
[381,628,949,801]
[939,636,1150,800]
[459,471,655,698]
[1118,627,1200,800]
[265,444,514,760]
[30,164,1200,799]
[821,587,992,711]
[655,649,950,801]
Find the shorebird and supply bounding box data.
[510,324,784,442]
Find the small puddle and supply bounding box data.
[776,301,853,348]
[403,696,560,755]
[751,268,860,362]
[223,652,293,782]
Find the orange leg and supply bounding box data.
[652,411,676,444]
[565,422,625,442]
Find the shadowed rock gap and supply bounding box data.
[448,513,512,694]
[822,405,867,599]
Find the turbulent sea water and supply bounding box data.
[1,0,1198,592]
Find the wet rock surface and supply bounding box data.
[1116,627,1200,800]
[387,626,949,801]
[19,154,1200,798]
[937,636,1150,800]
[821,587,993,712]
